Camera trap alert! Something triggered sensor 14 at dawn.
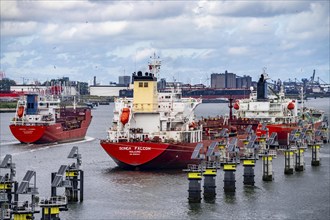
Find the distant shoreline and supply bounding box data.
[0,108,16,113]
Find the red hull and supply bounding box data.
[10,110,92,144]
[10,125,47,143]
[265,121,323,146]
[100,140,220,169]
[100,137,247,170]
[266,124,298,145]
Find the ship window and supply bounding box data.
[144,82,148,87]
[139,82,143,87]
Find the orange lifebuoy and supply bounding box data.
[120,107,130,126]
[17,106,24,118]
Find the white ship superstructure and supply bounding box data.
[234,73,299,124]
[107,55,203,144]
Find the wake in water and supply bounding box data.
[0,140,20,146]
[1,136,95,156]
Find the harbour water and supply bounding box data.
[0,98,329,219]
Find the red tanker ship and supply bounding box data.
[100,55,256,169]
[10,94,92,144]
[234,72,324,145]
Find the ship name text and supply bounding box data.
[119,146,152,151]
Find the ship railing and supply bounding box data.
[268,107,284,112]
[14,201,37,212]
[11,119,52,126]
[179,130,202,143]
[115,130,129,142]
[185,164,203,172]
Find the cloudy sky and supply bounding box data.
[1,0,329,85]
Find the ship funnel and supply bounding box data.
[257,74,268,100]
[26,94,39,115]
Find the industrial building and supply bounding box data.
[10,85,78,96]
[118,76,131,86]
[211,73,226,88]
[236,75,252,89]
[89,85,131,97]
[211,71,236,88]
[211,71,251,89]
[89,75,132,97]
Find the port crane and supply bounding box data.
[284,70,329,97]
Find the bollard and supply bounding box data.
[51,172,57,197]
[0,154,17,205]
[203,167,217,199]
[305,129,313,146]
[0,181,14,206]
[187,168,202,203]
[40,196,68,220]
[258,137,267,155]
[218,144,227,165]
[295,149,305,171]
[0,197,11,220]
[65,146,84,202]
[65,170,80,202]
[311,145,321,166]
[64,169,84,202]
[12,170,39,220]
[243,159,255,186]
[284,150,295,174]
[321,127,329,143]
[262,155,273,181]
[223,163,236,193]
[12,211,34,220]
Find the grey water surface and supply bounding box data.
[0,98,329,220]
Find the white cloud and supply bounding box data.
[204,1,311,17]
[228,47,249,55]
[0,1,329,84]
[0,1,20,19]
[1,51,23,67]
[1,21,38,36]
[134,48,158,62]
[279,2,329,41]
[279,40,297,50]
[40,24,59,35]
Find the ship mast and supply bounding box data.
[132,54,160,113]
[228,96,233,121]
[148,53,161,79]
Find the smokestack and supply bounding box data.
[93,76,96,86]
[257,74,267,100]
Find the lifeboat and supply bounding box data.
[120,107,130,126]
[17,106,24,118]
